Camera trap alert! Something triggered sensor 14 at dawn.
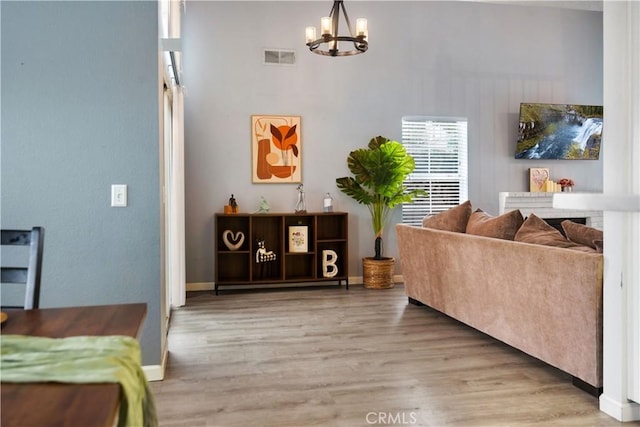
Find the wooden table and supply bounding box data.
[1,303,147,427]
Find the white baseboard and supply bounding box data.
[143,364,163,382]
[600,393,640,422]
[143,341,169,382]
[186,275,404,292]
[187,281,216,291]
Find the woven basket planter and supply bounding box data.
[362,257,395,289]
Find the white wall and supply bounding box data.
[182,1,603,284]
[599,0,640,421]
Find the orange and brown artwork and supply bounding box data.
[252,115,302,183]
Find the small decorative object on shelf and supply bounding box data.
[543,179,562,192]
[224,194,239,214]
[255,196,270,213]
[529,168,550,192]
[322,249,338,277]
[222,230,244,251]
[255,239,277,263]
[255,238,277,280]
[323,192,333,212]
[295,184,307,213]
[289,225,308,253]
[558,178,575,192]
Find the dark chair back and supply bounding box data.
[1,227,45,309]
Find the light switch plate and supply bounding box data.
[111,184,127,207]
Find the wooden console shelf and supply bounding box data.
[214,212,349,294]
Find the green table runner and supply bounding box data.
[1,334,157,427]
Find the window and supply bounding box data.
[401,117,468,226]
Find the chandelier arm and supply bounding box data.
[352,40,367,53]
[339,0,355,37]
[330,1,341,53]
[329,0,340,20]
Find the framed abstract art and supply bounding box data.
[251,115,302,183]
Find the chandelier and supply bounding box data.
[305,1,368,57]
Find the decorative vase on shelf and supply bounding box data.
[562,186,573,192]
[295,184,307,213]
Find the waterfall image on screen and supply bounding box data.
[515,103,603,160]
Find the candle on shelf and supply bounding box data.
[545,180,555,192]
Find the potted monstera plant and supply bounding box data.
[336,136,425,289]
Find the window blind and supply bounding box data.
[401,117,469,226]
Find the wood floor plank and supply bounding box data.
[150,285,623,426]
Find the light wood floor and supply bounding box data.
[150,284,625,427]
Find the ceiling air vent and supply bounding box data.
[264,49,296,66]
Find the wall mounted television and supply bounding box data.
[515,103,603,160]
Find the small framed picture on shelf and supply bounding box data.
[529,168,549,192]
[288,226,308,253]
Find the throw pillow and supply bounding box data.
[514,214,597,253]
[465,209,524,240]
[561,220,604,252]
[422,200,472,233]
[593,239,604,253]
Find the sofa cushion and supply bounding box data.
[561,220,604,253]
[465,209,524,240]
[422,200,472,232]
[593,239,604,253]
[515,214,597,253]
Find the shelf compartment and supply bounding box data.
[216,215,250,252]
[284,215,315,253]
[251,216,282,253]
[317,213,348,240]
[216,252,250,282]
[251,259,282,282]
[317,241,348,279]
[285,253,315,279]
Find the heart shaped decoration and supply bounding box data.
[222,230,244,251]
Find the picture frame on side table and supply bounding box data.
[251,115,302,183]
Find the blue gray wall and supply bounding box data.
[1,1,161,364]
[183,1,603,284]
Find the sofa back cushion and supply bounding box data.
[422,200,472,232]
[561,220,604,253]
[465,209,524,240]
[515,214,597,253]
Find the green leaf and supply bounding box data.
[336,135,428,249]
[335,177,375,205]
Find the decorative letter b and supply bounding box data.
[322,250,338,278]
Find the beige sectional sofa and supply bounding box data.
[396,206,604,391]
